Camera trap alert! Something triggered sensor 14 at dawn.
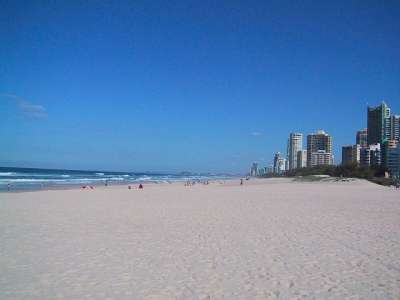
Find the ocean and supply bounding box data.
[0,167,233,191]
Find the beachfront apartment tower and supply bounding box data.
[273,152,286,174]
[390,115,400,141]
[356,129,368,148]
[307,130,333,167]
[342,144,361,165]
[342,146,353,165]
[367,102,391,145]
[381,140,398,169]
[266,165,274,174]
[278,158,286,173]
[297,150,307,169]
[287,133,303,170]
[250,162,258,177]
[273,152,281,174]
[311,150,332,167]
[386,142,400,178]
[360,144,381,167]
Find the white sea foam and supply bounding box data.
[136,175,152,181]
[0,177,106,184]
[109,177,126,181]
[0,171,233,190]
[0,178,67,183]
[0,172,16,176]
[67,178,107,182]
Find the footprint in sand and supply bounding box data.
[288,280,295,288]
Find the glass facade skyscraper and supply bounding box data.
[390,115,400,141]
[367,102,391,145]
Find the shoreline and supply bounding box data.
[0,177,239,194]
[0,176,240,193]
[0,176,390,194]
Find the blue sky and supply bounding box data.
[1,1,399,173]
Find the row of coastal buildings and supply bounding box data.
[250,102,400,178]
[250,130,333,176]
[342,102,400,176]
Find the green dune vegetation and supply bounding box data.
[261,163,398,186]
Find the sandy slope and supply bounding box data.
[0,178,399,300]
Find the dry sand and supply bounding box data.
[0,178,399,300]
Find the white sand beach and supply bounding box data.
[0,178,399,300]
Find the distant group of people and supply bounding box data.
[81,183,144,190]
[184,180,196,186]
[81,185,95,189]
[184,180,210,186]
[128,184,143,190]
[5,175,399,191]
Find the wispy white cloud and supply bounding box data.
[0,94,47,118]
[18,100,47,118]
[249,131,263,137]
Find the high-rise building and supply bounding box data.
[273,152,281,174]
[342,146,353,165]
[353,144,361,164]
[310,150,332,167]
[287,133,303,170]
[342,145,361,165]
[266,165,274,174]
[367,102,391,145]
[360,144,381,167]
[279,158,287,173]
[307,130,333,167]
[387,142,400,178]
[390,115,400,141]
[359,147,369,167]
[250,162,258,176]
[382,140,398,169]
[273,152,286,174]
[296,150,307,169]
[258,167,265,176]
[356,129,368,148]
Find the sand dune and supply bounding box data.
[0,178,399,299]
